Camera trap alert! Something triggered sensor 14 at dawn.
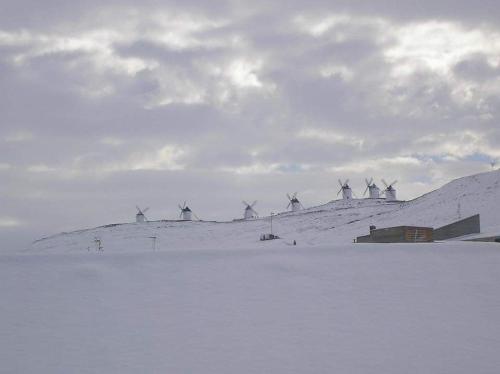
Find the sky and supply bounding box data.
[1,0,500,251]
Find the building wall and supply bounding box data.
[370,227,407,242]
[356,235,373,243]
[356,226,433,243]
[404,227,433,242]
[433,214,480,240]
[466,236,500,243]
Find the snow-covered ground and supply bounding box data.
[2,242,500,373]
[32,169,500,252]
[2,170,500,373]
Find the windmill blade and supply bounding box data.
[363,185,369,196]
[193,212,200,221]
[293,192,298,199]
[142,207,150,213]
[287,201,291,209]
[179,211,183,218]
[300,202,305,210]
[242,200,249,207]
[286,193,291,201]
[136,205,142,214]
[338,179,343,187]
[390,180,398,187]
[337,188,343,196]
[345,179,349,186]
[382,179,389,188]
[251,200,257,208]
[251,208,258,216]
[178,204,184,211]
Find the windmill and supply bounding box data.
[363,178,380,199]
[382,179,398,201]
[136,206,149,223]
[242,200,258,219]
[337,179,353,200]
[287,192,304,212]
[178,202,199,221]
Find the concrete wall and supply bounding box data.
[434,214,480,240]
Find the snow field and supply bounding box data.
[2,242,500,373]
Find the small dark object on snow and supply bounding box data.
[260,233,280,241]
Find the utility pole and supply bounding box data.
[94,237,103,252]
[149,236,157,251]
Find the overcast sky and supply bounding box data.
[2,0,500,251]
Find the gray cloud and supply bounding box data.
[1,1,500,251]
[454,54,500,82]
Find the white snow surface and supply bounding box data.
[2,170,500,373]
[2,243,500,373]
[32,170,500,252]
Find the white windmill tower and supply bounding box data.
[337,179,353,200]
[178,202,199,221]
[363,178,380,199]
[382,179,398,201]
[287,192,304,212]
[136,206,149,223]
[242,200,258,219]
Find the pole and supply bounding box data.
[270,212,274,235]
[149,236,157,251]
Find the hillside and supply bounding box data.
[31,170,500,252]
[6,170,500,374]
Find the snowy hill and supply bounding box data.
[32,170,500,252]
[5,170,500,373]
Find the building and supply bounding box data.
[433,214,480,240]
[356,225,433,243]
[356,214,481,243]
